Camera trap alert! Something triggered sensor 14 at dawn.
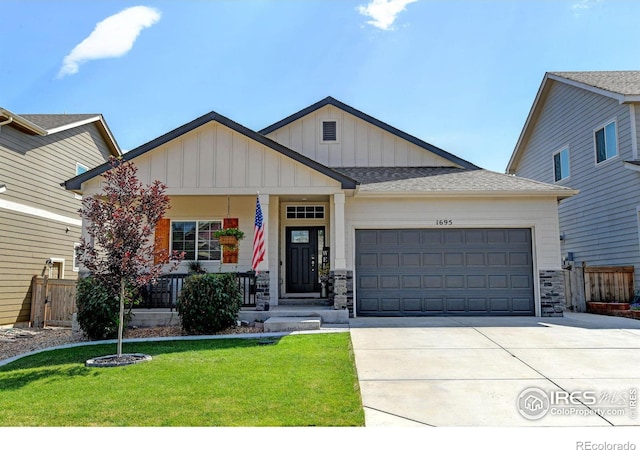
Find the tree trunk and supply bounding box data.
[117,278,125,357]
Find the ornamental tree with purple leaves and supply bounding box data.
[77,156,184,357]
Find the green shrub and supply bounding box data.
[177,273,242,334]
[75,277,135,340]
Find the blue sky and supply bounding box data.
[2,0,639,172]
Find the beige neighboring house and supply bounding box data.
[0,107,120,326]
[65,97,576,318]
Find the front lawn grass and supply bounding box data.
[0,333,364,426]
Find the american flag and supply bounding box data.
[252,196,265,272]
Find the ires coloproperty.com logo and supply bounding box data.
[517,387,638,421]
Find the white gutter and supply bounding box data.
[0,108,47,135]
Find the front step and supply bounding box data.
[263,316,322,332]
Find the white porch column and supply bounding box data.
[332,192,347,270]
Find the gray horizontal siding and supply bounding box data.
[0,123,112,217]
[514,81,640,288]
[0,210,81,325]
[0,122,111,325]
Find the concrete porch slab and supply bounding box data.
[263,316,322,332]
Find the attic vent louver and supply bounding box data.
[322,120,337,141]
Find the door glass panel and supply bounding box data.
[291,230,309,243]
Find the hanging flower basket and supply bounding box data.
[219,235,238,246]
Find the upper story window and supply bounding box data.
[320,120,339,144]
[76,163,89,175]
[171,220,222,261]
[595,121,618,164]
[553,147,570,182]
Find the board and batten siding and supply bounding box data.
[82,122,343,197]
[264,104,456,168]
[0,122,113,325]
[513,80,640,289]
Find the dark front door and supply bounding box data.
[286,226,324,293]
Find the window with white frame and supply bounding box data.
[320,120,339,143]
[286,205,325,219]
[171,221,222,261]
[595,121,618,163]
[73,243,80,271]
[553,147,570,181]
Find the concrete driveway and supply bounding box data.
[349,312,640,427]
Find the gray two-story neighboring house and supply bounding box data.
[507,71,640,291]
[0,108,120,326]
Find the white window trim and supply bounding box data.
[73,243,81,272]
[552,146,571,183]
[170,219,223,261]
[319,119,340,144]
[285,204,326,220]
[594,118,619,166]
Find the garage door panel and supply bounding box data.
[469,298,488,312]
[381,298,400,311]
[425,298,445,311]
[511,275,532,289]
[403,275,421,288]
[446,298,466,312]
[359,276,378,289]
[444,253,464,266]
[380,276,400,289]
[424,275,443,288]
[423,253,442,266]
[402,253,421,266]
[355,228,534,317]
[490,298,510,312]
[509,252,530,266]
[358,253,378,267]
[512,298,534,312]
[402,298,423,312]
[487,253,507,266]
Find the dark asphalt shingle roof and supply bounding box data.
[332,167,575,195]
[550,71,640,96]
[20,114,100,130]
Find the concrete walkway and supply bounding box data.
[349,312,640,427]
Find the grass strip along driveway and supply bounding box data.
[0,333,364,426]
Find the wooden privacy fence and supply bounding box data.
[584,265,635,302]
[30,276,77,328]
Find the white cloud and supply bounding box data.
[571,0,603,12]
[58,6,161,77]
[358,0,418,31]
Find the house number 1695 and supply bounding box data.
[436,219,453,226]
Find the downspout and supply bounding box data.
[0,116,13,126]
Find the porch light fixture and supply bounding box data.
[0,183,6,194]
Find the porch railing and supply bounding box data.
[136,272,257,310]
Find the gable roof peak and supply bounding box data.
[259,96,479,170]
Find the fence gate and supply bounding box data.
[30,276,77,327]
